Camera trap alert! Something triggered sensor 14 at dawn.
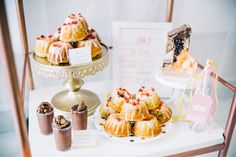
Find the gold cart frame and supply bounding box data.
[0,0,235,156]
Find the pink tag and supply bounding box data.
[186,94,213,123]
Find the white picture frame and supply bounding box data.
[112,22,173,97]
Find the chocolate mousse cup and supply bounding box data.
[52,115,72,151]
[71,101,88,130]
[36,102,54,135]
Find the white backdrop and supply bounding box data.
[4,0,236,83]
[1,1,236,157]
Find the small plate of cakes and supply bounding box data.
[94,86,172,144]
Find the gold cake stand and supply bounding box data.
[32,45,109,116]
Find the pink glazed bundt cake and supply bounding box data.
[78,32,102,58]
[34,35,56,57]
[47,41,72,64]
[60,13,88,42]
[137,86,162,110]
[120,98,149,121]
[106,87,133,113]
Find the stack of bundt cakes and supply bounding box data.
[34,12,102,65]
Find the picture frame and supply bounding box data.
[112,22,173,97]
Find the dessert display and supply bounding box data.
[97,86,172,140]
[104,113,131,137]
[36,102,54,135]
[162,24,197,77]
[149,102,172,124]
[137,86,162,110]
[71,101,88,130]
[34,12,104,65]
[47,41,72,64]
[133,115,162,138]
[120,99,149,121]
[34,35,56,57]
[52,115,72,151]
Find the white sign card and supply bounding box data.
[112,22,173,95]
[72,130,96,147]
[69,45,92,65]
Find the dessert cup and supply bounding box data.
[71,104,88,130]
[36,102,54,135]
[52,115,72,151]
[53,124,72,151]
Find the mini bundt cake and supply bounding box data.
[104,113,131,137]
[149,102,172,124]
[78,33,102,58]
[133,115,162,138]
[47,41,72,64]
[120,98,149,121]
[99,97,117,120]
[60,13,88,42]
[63,13,89,29]
[99,104,116,120]
[107,88,132,113]
[34,35,56,57]
[137,86,162,110]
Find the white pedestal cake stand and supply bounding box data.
[31,45,109,117]
[155,68,195,119]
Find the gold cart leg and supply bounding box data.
[0,1,31,156]
[166,0,174,22]
[16,0,35,91]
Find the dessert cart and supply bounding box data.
[0,0,235,157]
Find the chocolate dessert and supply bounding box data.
[162,24,197,77]
[36,102,54,135]
[71,101,88,130]
[164,24,191,65]
[52,115,71,151]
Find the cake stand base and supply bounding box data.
[52,89,99,117]
[31,45,109,118]
[155,68,195,121]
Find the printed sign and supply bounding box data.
[69,45,92,65]
[113,22,173,93]
[73,130,96,147]
[186,94,213,124]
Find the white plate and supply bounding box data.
[94,106,172,144]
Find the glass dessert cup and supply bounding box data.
[37,109,54,135]
[52,124,72,151]
[70,101,88,130]
[71,106,88,130]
